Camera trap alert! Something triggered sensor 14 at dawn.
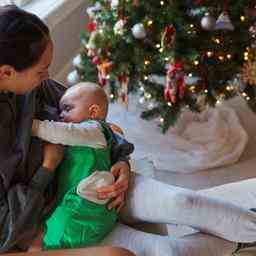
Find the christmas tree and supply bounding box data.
[70,0,256,133]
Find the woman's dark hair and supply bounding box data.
[0,5,50,71]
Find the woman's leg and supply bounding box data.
[120,174,256,242]
[100,223,236,256]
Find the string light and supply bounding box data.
[218,55,224,62]
[190,24,194,28]
[207,51,213,57]
[204,89,208,93]
[242,92,247,97]
[147,20,153,26]
[246,96,250,101]
[156,44,161,48]
[227,54,232,60]
[214,38,221,44]
[160,117,164,123]
[144,75,149,80]
[167,102,172,107]
[190,86,196,92]
[188,73,193,77]
[110,94,114,99]
[194,60,199,65]
[244,51,249,61]
[159,48,164,53]
[160,1,164,6]
[240,16,245,22]
[216,100,221,105]
[144,60,150,65]
[165,57,169,61]
[106,75,110,79]
[140,86,145,91]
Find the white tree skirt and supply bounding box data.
[108,95,248,173]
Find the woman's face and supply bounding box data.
[7,40,53,94]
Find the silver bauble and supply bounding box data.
[132,23,146,39]
[201,13,216,31]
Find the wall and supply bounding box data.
[48,1,89,84]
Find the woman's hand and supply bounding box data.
[42,142,64,172]
[97,161,130,212]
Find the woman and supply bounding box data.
[0,5,133,256]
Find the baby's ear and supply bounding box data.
[89,104,100,119]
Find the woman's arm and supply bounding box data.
[32,119,107,148]
[0,100,64,252]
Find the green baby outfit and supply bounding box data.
[43,122,117,249]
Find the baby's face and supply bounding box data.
[59,94,91,123]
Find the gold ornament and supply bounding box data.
[242,60,256,86]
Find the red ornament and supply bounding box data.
[164,62,185,103]
[92,55,101,65]
[161,25,176,49]
[87,19,97,32]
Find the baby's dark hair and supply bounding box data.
[0,5,50,71]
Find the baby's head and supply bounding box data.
[59,82,109,123]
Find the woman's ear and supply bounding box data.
[0,65,16,80]
[89,104,100,119]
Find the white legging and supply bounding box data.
[100,174,256,256]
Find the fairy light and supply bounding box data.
[226,86,231,91]
[156,44,161,48]
[144,75,149,80]
[190,86,196,92]
[160,1,164,6]
[244,51,249,61]
[110,94,114,99]
[214,38,221,44]
[144,60,150,65]
[207,51,213,57]
[147,20,153,26]
[194,60,199,66]
[165,57,169,61]
[242,92,247,97]
[216,100,221,105]
[160,117,164,123]
[227,54,232,60]
[240,16,245,22]
[218,55,224,62]
[159,48,164,53]
[106,75,110,79]
[188,73,193,77]
[246,96,250,101]
[167,102,172,107]
[190,24,194,28]
[140,86,145,91]
[204,89,208,93]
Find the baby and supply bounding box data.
[32,82,134,250]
